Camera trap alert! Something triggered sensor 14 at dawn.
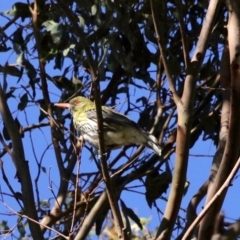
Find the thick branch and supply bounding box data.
[0,85,43,240]
[199,1,240,238]
[156,0,221,239]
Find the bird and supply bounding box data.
[55,96,162,156]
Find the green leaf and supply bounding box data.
[120,200,143,230]
[40,199,50,209]
[145,169,172,208]
[15,118,24,138]
[72,76,83,93]
[16,52,24,65]
[0,220,10,231]
[54,53,63,70]
[3,2,31,20]
[3,123,10,141]
[0,44,11,52]
[24,60,37,80]
[42,20,64,45]
[136,96,148,105]
[37,99,48,122]
[18,93,28,111]
[13,28,24,53]
[183,180,190,196]
[17,220,26,237]
[91,4,98,16]
[120,200,132,237]
[78,16,85,28]
[3,118,24,140]
[0,64,21,77]
[63,44,76,57]
[95,207,109,236]
[5,88,16,99]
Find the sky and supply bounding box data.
[0,1,240,239]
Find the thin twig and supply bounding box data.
[150,0,181,105]
[174,0,190,67]
[3,202,69,240]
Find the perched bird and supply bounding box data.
[55,96,161,156]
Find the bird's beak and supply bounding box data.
[54,103,71,109]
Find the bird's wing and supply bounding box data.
[85,108,140,129]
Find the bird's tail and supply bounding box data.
[144,133,162,156]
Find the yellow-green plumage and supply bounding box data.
[55,96,162,156]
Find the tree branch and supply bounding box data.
[156,0,221,239]
[182,156,240,240]
[0,85,43,239]
[199,1,240,238]
[150,0,181,105]
[59,2,127,239]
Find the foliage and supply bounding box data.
[0,0,240,239]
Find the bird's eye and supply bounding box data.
[74,100,80,105]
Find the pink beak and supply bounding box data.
[54,103,71,109]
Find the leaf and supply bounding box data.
[72,76,82,85]
[5,88,16,99]
[183,180,190,196]
[17,220,26,237]
[135,71,155,87]
[95,207,109,235]
[0,44,11,52]
[120,200,132,238]
[0,64,21,77]
[3,2,31,20]
[91,4,98,16]
[0,220,10,231]
[120,199,143,230]
[40,199,50,209]
[15,118,24,138]
[3,123,10,141]
[18,93,28,111]
[54,53,63,70]
[16,52,24,65]
[145,169,172,208]
[41,166,46,173]
[117,87,128,94]
[42,20,64,45]
[72,76,83,92]
[136,96,148,105]
[13,28,24,53]
[24,59,37,80]
[37,99,48,122]
[78,16,85,28]
[189,119,202,148]
[3,118,24,141]
[63,44,76,56]
[29,78,38,99]
[51,76,72,90]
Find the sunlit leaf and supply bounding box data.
[91,4,98,16]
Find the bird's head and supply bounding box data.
[55,96,94,114]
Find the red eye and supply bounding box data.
[74,100,80,105]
